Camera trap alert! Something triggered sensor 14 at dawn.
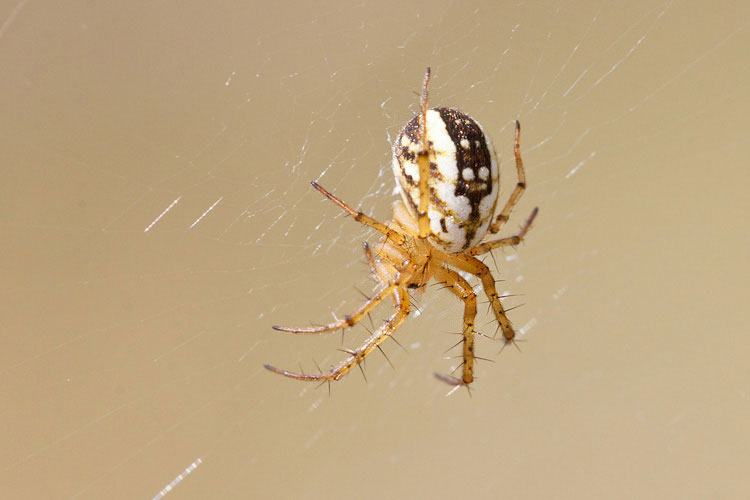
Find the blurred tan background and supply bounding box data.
[1,1,748,498]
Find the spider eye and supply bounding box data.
[407,283,421,289]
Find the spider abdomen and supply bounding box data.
[392,107,499,253]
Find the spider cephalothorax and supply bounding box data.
[265,68,538,387]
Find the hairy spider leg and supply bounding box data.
[489,121,529,234]
[416,67,432,239]
[265,287,411,382]
[444,253,518,343]
[362,242,379,278]
[470,206,538,256]
[311,181,405,246]
[434,267,477,385]
[364,242,406,311]
[271,281,399,334]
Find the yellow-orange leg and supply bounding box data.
[434,267,477,385]
[273,259,415,334]
[416,67,432,239]
[489,121,527,234]
[363,242,379,278]
[272,282,397,334]
[444,253,516,343]
[364,243,405,313]
[265,288,410,382]
[470,207,538,256]
[311,181,405,246]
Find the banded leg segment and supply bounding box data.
[265,288,411,382]
[363,242,400,302]
[273,259,415,334]
[489,121,527,234]
[272,282,397,334]
[470,206,538,256]
[311,181,405,246]
[434,267,477,385]
[445,254,516,342]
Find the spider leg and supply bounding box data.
[364,242,406,313]
[265,288,411,382]
[311,181,405,246]
[489,121,527,234]
[444,253,517,343]
[363,242,379,277]
[363,241,397,291]
[470,206,538,256]
[272,282,397,334]
[272,259,415,334]
[433,267,477,385]
[416,67,432,239]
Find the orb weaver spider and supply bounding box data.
[265,68,538,386]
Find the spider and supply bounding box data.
[264,68,538,386]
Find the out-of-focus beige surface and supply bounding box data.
[1,1,748,499]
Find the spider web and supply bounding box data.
[2,1,748,498]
